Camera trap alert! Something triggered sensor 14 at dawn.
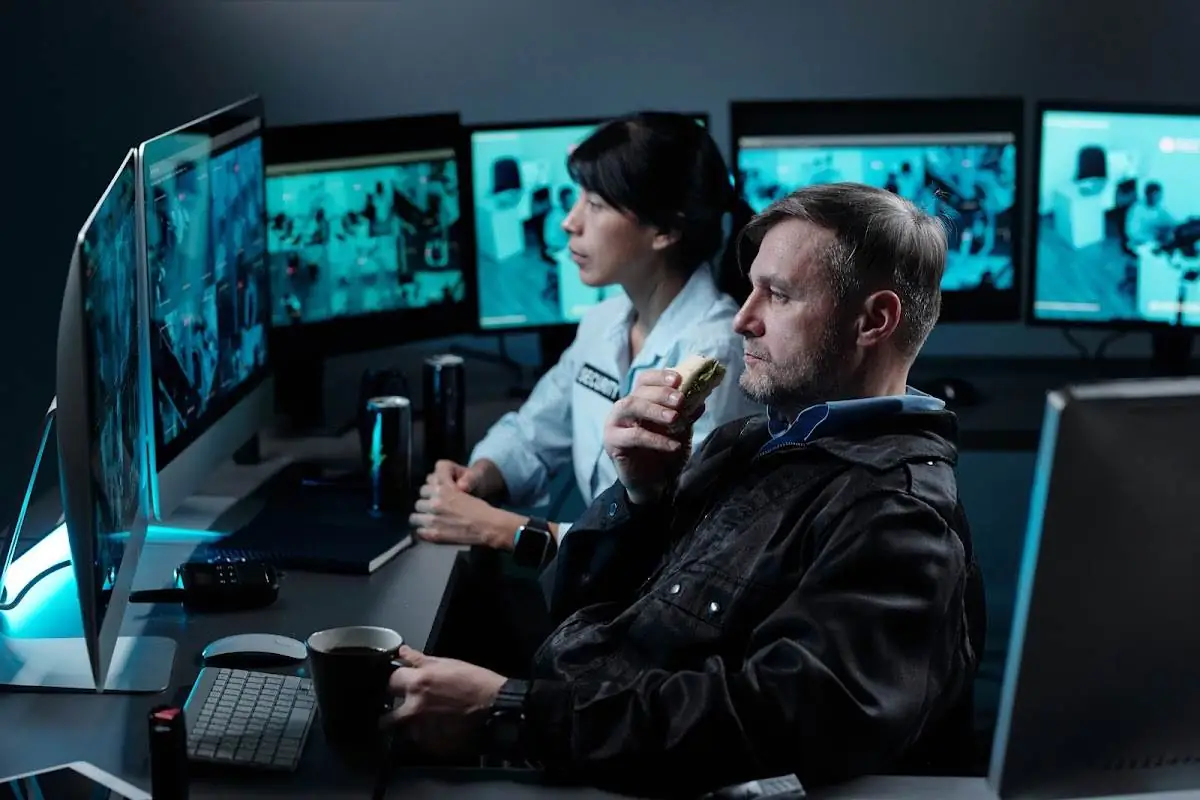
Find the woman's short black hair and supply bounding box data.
[567,111,736,274]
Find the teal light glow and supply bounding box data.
[1,523,72,632]
[1,522,225,634]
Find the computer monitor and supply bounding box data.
[731,98,1024,323]
[990,378,1200,798]
[138,97,273,521]
[468,114,710,334]
[0,149,175,692]
[1030,102,1200,373]
[263,113,475,429]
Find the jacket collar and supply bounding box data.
[735,410,959,471]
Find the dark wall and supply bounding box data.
[1,0,1189,515]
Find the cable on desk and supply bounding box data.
[129,588,187,604]
[0,559,71,611]
[1060,327,1129,362]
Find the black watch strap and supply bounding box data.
[486,678,531,762]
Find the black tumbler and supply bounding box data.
[422,354,466,475]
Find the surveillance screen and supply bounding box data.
[266,149,466,326]
[81,156,141,607]
[1033,109,1200,327]
[737,133,1018,293]
[146,133,269,448]
[472,123,625,330]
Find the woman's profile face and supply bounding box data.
[560,188,659,288]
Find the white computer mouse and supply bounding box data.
[201,633,308,667]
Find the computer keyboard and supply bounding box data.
[183,667,316,771]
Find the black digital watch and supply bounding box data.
[512,516,554,568]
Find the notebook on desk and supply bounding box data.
[197,488,414,575]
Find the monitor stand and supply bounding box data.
[275,357,328,433]
[0,399,176,693]
[0,398,58,602]
[0,634,175,693]
[1151,328,1194,377]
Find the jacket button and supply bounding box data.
[608,502,618,517]
[708,601,721,615]
[669,583,681,595]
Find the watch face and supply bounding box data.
[513,525,549,568]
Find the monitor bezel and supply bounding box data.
[263,112,476,357]
[990,377,1200,797]
[57,148,150,691]
[1027,98,1200,332]
[730,96,1025,323]
[464,112,712,334]
[137,96,271,475]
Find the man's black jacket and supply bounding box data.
[520,410,985,794]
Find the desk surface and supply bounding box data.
[3,388,1188,799]
[0,432,472,798]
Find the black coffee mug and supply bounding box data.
[306,626,404,755]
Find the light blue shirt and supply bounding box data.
[759,387,945,457]
[471,265,760,518]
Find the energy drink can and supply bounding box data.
[148,704,189,799]
[422,354,467,474]
[365,396,413,517]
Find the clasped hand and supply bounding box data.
[603,368,703,505]
[411,460,519,549]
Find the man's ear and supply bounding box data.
[651,226,682,252]
[855,289,902,346]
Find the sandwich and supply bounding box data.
[673,354,727,423]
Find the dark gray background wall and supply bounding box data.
[0,0,1188,517]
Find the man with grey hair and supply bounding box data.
[381,183,985,798]
[735,181,946,413]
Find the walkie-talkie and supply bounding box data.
[130,560,280,613]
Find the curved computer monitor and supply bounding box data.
[52,149,174,692]
[1030,101,1200,334]
[731,98,1024,322]
[467,114,710,332]
[264,113,476,355]
[137,97,273,521]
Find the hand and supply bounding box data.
[383,646,507,756]
[409,482,521,549]
[426,458,507,501]
[427,459,479,494]
[604,369,704,505]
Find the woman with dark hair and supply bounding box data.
[412,111,757,562]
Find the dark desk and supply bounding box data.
[1,390,1179,800]
[0,428,477,798]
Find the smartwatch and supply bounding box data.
[512,516,554,568]
[485,678,530,762]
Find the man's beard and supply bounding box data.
[740,319,850,415]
